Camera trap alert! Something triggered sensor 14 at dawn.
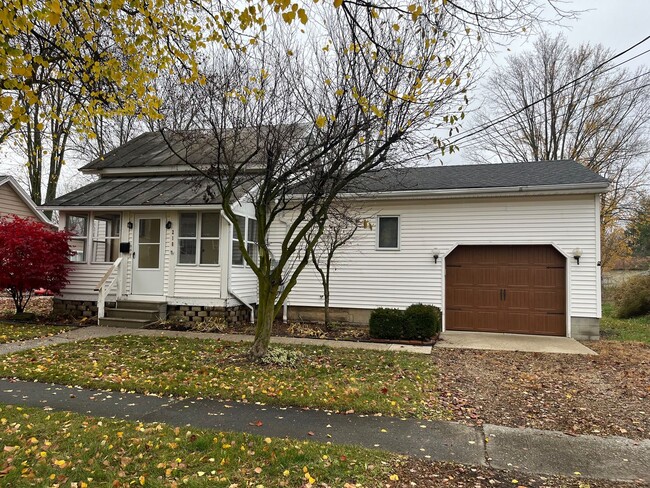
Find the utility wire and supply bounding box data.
[444,35,650,148]
[458,70,650,151]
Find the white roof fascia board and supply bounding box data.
[81,165,210,176]
[293,182,610,202]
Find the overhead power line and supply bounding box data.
[445,34,650,148]
[458,70,650,151]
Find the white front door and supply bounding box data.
[132,215,164,295]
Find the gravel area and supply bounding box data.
[432,340,649,440]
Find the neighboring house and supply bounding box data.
[0,174,51,224]
[43,132,610,340]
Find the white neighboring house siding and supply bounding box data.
[274,193,601,322]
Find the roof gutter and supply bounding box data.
[293,182,611,201]
[40,204,224,211]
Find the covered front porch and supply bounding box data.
[52,206,258,327]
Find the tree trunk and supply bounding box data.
[249,284,276,359]
[324,289,331,330]
[11,289,24,314]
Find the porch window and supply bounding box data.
[65,214,88,263]
[232,215,258,266]
[377,216,399,250]
[91,213,120,263]
[232,216,246,266]
[178,212,220,265]
[200,212,220,264]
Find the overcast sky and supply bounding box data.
[2,1,649,188]
[443,0,650,165]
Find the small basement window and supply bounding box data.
[377,216,399,250]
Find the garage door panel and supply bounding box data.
[446,245,566,336]
[531,290,565,313]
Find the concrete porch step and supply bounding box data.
[98,317,154,329]
[115,300,167,313]
[105,308,162,321]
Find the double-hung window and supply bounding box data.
[377,216,399,250]
[66,214,88,262]
[178,212,220,265]
[232,215,258,266]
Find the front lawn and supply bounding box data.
[0,404,393,487]
[0,322,71,344]
[600,303,650,343]
[0,335,445,419]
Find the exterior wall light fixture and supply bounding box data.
[433,249,440,264]
[573,247,583,265]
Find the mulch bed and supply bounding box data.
[0,296,53,318]
[432,340,650,440]
[392,459,645,487]
[154,319,437,345]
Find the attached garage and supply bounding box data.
[445,245,566,336]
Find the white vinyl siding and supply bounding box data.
[174,267,220,298]
[271,194,600,320]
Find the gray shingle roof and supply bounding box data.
[48,160,608,209]
[346,160,609,193]
[45,176,223,207]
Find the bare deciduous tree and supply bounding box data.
[167,2,477,358]
[308,203,361,329]
[466,33,650,266]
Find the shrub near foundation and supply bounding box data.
[369,307,404,339]
[403,304,441,340]
[614,273,650,318]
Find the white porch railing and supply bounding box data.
[94,256,123,322]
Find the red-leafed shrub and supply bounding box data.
[0,215,73,314]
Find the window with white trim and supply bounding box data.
[66,214,88,262]
[377,216,399,249]
[178,212,220,265]
[232,215,258,266]
[91,213,120,263]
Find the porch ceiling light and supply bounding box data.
[573,247,583,265]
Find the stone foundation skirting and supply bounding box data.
[286,306,372,325]
[167,304,253,326]
[53,298,105,318]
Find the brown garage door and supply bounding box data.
[445,245,566,336]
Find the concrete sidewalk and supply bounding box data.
[0,325,432,356]
[0,379,647,483]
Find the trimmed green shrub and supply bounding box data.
[403,303,441,340]
[614,273,650,319]
[369,308,404,339]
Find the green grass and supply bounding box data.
[0,322,71,344]
[0,335,445,419]
[600,303,650,343]
[0,404,397,487]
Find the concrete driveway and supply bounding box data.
[436,331,596,355]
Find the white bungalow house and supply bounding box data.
[43,131,609,340]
